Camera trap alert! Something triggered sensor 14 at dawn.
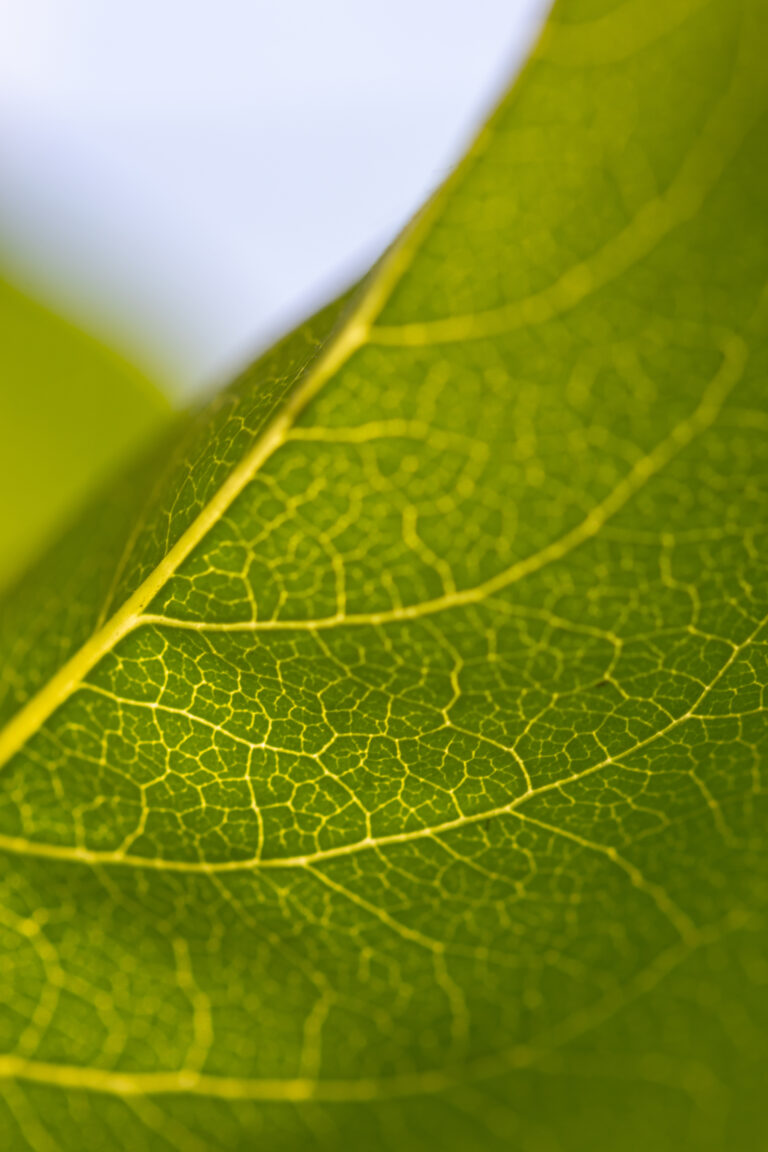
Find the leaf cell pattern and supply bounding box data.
[0,2,767,1149]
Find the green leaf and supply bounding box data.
[0,2,767,1148]
[0,276,170,592]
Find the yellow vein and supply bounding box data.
[0,326,364,772]
[141,331,745,636]
[368,22,761,347]
[0,36,522,776]
[508,809,698,943]
[0,181,473,775]
[0,915,739,1103]
[0,600,759,876]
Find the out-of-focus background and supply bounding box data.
[0,0,550,588]
[1,0,551,391]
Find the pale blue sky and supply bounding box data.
[0,0,551,393]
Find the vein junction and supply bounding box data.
[0,0,766,1135]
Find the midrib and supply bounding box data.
[0,118,493,774]
[1,4,749,774]
[0,305,365,773]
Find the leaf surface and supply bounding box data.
[0,277,169,591]
[0,2,767,1149]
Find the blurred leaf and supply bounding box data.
[0,277,170,590]
[0,2,767,1150]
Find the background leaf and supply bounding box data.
[0,276,170,591]
[0,1,767,1149]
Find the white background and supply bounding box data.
[0,0,551,394]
